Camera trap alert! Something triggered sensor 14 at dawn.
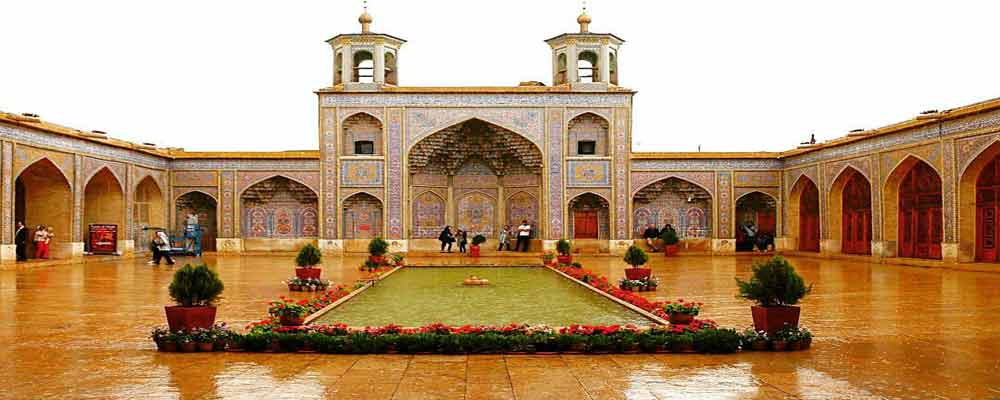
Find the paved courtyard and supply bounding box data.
[1,254,998,399]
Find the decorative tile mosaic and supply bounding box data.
[169,159,319,170]
[870,154,882,241]
[236,171,321,196]
[879,143,942,187]
[12,145,74,184]
[321,108,337,239]
[405,108,543,148]
[173,187,219,202]
[386,108,403,239]
[412,190,445,238]
[220,171,234,237]
[942,138,956,242]
[613,109,629,240]
[0,124,169,169]
[338,108,385,123]
[566,108,613,124]
[631,159,784,171]
[547,109,564,239]
[342,192,382,239]
[340,188,384,203]
[784,166,820,199]
[73,155,83,242]
[506,190,539,227]
[2,142,11,244]
[340,160,384,187]
[734,171,780,187]
[410,174,448,187]
[734,187,779,202]
[82,157,126,192]
[501,174,540,187]
[454,175,499,188]
[457,191,496,238]
[173,171,218,187]
[956,132,1000,177]
[823,157,872,191]
[717,171,732,238]
[321,93,631,107]
[630,171,715,197]
[567,160,611,187]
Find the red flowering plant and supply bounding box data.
[556,265,667,316]
[662,299,703,316]
[268,297,311,318]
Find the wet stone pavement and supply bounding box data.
[1,254,998,399]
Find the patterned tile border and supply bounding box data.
[386,109,403,239]
[613,109,629,240]
[321,93,631,107]
[547,109,564,239]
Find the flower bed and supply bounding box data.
[283,277,332,292]
[555,265,677,321]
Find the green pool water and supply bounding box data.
[311,267,652,327]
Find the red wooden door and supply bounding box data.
[898,161,942,259]
[574,211,598,239]
[976,156,1000,262]
[798,181,820,252]
[842,172,872,255]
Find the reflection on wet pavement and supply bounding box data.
[0,254,998,399]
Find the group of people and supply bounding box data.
[13,221,55,261]
[641,223,676,252]
[739,221,774,252]
[438,220,533,253]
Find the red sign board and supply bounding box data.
[88,224,118,254]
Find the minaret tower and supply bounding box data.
[544,3,624,90]
[326,1,406,91]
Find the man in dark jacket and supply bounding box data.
[14,221,27,261]
[642,223,660,252]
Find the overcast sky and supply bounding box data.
[2,0,998,152]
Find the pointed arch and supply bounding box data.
[174,189,218,203]
[568,112,610,156]
[506,190,539,228]
[342,192,383,239]
[631,176,713,239]
[240,176,319,239]
[407,114,544,152]
[958,140,1000,261]
[829,166,872,254]
[175,190,218,252]
[237,173,319,199]
[412,190,446,238]
[14,158,73,259]
[788,175,820,252]
[84,165,125,194]
[14,156,72,188]
[735,191,778,252]
[342,112,384,156]
[83,167,126,252]
[883,156,942,259]
[133,176,166,252]
[568,192,610,240]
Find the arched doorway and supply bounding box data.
[631,177,713,239]
[133,176,165,252]
[828,167,872,255]
[735,192,777,252]
[975,156,1000,261]
[241,176,319,239]
[83,168,125,253]
[14,159,73,259]
[342,192,383,239]
[789,176,820,252]
[175,191,217,252]
[569,193,609,239]
[896,160,942,259]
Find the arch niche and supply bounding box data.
[133,176,165,252]
[788,175,820,252]
[342,192,383,240]
[631,177,713,239]
[569,193,610,240]
[175,191,217,252]
[828,167,872,255]
[407,118,542,240]
[883,156,942,259]
[958,141,1000,262]
[240,176,318,239]
[735,191,777,252]
[342,112,383,156]
[83,167,125,253]
[14,158,73,259]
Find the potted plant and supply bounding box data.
[194,328,215,352]
[177,331,196,353]
[735,256,812,335]
[295,244,323,280]
[570,262,582,269]
[646,276,659,291]
[150,326,172,352]
[164,263,224,332]
[470,234,486,257]
[368,237,389,265]
[618,278,633,291]
[269,299,310,326]
[556,239,572,264]
[623,245,651,280]
[799,327,813,350]
[742,328,769,351]
[364,259,380,273]
[541,252,555,266]
[391,253,405,267]
[660,228,680,256]
[663,299,702,325]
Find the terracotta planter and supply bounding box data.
[750,305,801,335]
[280,315,306,326]
[470,245,481,257]
[369,255,385,265]
[771,340,787,351]
[624,268,652,280]
[557,255,573,264]
[664,244,679,256]
[750,340,769,351]
[197,342,214,352]
[669,313,695,325]
[179,342,196,353]
[162,341,178,352]
[214,340,228,351]
[801,337,812,349]
[164,306,217,332]
[295,267,321,280]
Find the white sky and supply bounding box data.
[2,0,998,152]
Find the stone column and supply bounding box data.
[566,40,579,83]
[0,141,14,262]
[341,43,354,84]
[374,40,385,84]
[599,41,611,83]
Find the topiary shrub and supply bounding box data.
[660,228,679,245]
[169,264,224,307]
[736,256,812,307]
[556,239,571,255]
[471,234,487,246]
[693,328,741,354]
[368,237,389,257]
[622,245,649,268]
[295,244,322,268]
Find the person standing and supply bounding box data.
[515,220,532,252]
[498,225,512,251]
[147,231,161,265]
[152,230,175,265]
[44,226,55,259]
[33,225,48,259]
[14,221,27,261]
[438,226,454,253]
[457,229,468,253]
[642,223,660,252]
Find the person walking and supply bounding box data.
[152,230,175,265]
[147,231,161,265]
[438,226,455,253]
[33,225,48,259]
[14,222,27,261]
[457,229,468,253]
[515,220,532,252]
[498,225,512,251]
[642,223,660,252]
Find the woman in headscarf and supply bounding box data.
[152,230,175,265]
[438,226,454,253]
